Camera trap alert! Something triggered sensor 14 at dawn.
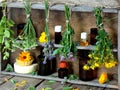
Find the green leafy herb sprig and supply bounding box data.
[41,0,55,64]
[53,5,77,61]
[83,7,117,70]
[0,2,14,60]
[13,0,37,51]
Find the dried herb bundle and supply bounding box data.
[13,0,37,51]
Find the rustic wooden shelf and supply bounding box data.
[1,2,117,13]
[0,1,120,89]
[0,71,118,89]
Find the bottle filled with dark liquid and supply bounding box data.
[17,23,25,36]
[90,28,98,45]
[79,50,97,81]
[54,25,62,44]
[58,61,68,78]
[37,47,56,76]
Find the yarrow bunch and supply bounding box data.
[83,7,117,70]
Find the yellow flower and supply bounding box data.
[105,61,117,69]
[94,57,99,60]
[83,65,90,70]
[18,51,32,62]
[99,72,108,84]
[88,54,92,58]
[39,32,48,43]
[94,63,100,67]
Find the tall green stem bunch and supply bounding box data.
[53,5,77,61]
[13,0,37,51]
[83,7,117,70]
[0,2,14,60]
[41,0,55,64]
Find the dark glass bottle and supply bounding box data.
[90,28,98,45]
[79,50,97,81]
[54,25,62,44]
[17,23,25,36]
[58,61,68,78]
[37,47,56,76]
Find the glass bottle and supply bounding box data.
[54,25,62,44]
[90,28,98,45]
[17,23,25,36]
[80,32,89,46]
[58,61,68,78]
[79,50,97,81]
[37,47,56,76]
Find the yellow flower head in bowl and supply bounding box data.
[39,32,48,43]
[16,51,34,66]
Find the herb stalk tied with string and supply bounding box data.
[53,5,77,61]
[0,2,14,60]
[83,7,117,70]
[40,0,55,64]
[13,0,37,51]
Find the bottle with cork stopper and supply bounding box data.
[54,25,62,44]
[80,32,89,46]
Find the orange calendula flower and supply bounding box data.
[16,51,34,66]
[18,52,32,62]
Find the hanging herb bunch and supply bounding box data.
[38,0,55,64]
[53,5,77,61]
[13,0,37,51]
[0,2,14,60]
[83,7,117,70]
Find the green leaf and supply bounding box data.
[63,86,72,90]
[45,87,52,90]
[7,19,14,27]
[28,86,36,90]
[5,64,13,72]
[46,80,56,85]
[52,49,59,56]
[4,30,10,38]
[29,71,38,75]
[10,79,18,84]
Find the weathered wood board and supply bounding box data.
[0,76,43,90]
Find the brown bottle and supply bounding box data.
[54,25,62,44]
[79,50,97,81]
[90,28,98,45]
[58,61,68,78]
[17,23,25,36]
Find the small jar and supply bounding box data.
[17,23,25,36]
[54,25,62,44]
[80,32,89,46]
[58,61,68,78]
[90,28,98,45]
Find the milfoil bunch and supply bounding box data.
[83,7,117,70]
[13,0,38,51]
[53,5,77,61]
